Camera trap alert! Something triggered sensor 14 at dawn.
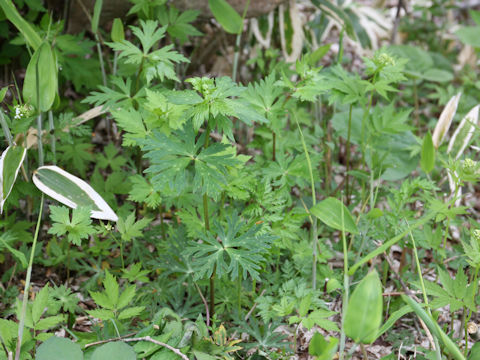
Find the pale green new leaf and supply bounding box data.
[23,42,58,112]
[311,197,358,234]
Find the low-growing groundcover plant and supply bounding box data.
[1,0,480,359]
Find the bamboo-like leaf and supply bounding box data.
[310,197,358,234]
[92,0,103,34]
[23,42,58,112]
[432,93,461,148]
[208,0,243,34]
[111,18,125,42]
[0,145,26,213]
[421,131,435,173]
[344,270,383,344]
[0,0,42,50]
[32,165,118,221]
[447,104,479,160]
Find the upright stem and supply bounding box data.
[232,0,250,82]
[95,36,107,87]
[48,111,56,164]
[37,113,44,166]
[202,125,214,317]
[339,195,349,360]
[294,113,317,288]
[15,195,44,360]
[345,104,353,205]
[272,131,276,161]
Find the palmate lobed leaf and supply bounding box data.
[184,213,275,281]
[142,125,241,198]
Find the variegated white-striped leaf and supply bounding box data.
[447,105,479,160]
[0,145,27,213]
[32,165,118,221]
[432,93,461,148]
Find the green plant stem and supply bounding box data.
[15,195,44,360]
[360,343,368,360]
[345,104,353,205]
[113,51,119,76]
[36,113,44,166]
[407,220,442,360]
[272,131,276,162]
[464,266,479,356]
[339,195,349,360]
[232,0,250,82]
[95,35,107,87]
[236,276,241,315]
[0,111,13,146]
[293,112,317,289]
[202,124,215,318]
[48,110,56,164]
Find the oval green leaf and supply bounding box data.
[23,42,58,112]
[32,165,118,222]
[0,145,26,213]
[91,341,136,360]
[310,197,358,234]
[208,0,242,34]
[421,131,435,174]
[36,336,83,360]
[111,18,125,42]
[344,270,383,344]
[92,0,103,33]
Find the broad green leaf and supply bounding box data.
[32,165,118,221]
[111,18,125,42]
[308,332,338,359]
[310,197,358,234]
[456,26,480,47]
[208,0,242,34]
[469,342,480,360]
[421,131,435,174]
[91,0,103,34]
[447,105,479,160]
[344,270,383,344]
[23,42,58,112]
[421,68,453,83]
[91,342,136,360]
[36,336,83,360]
[0,145,26,213]
[0,0,42,50]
